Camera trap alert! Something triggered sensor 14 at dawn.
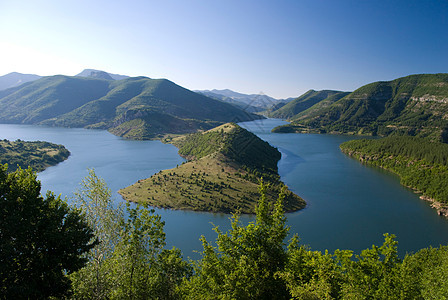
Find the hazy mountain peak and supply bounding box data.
[0,72,41,91]
[76,69,129,81]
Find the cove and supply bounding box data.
[2,121,448,258]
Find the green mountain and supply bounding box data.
[0,75,262,139]
[267,89,347,119]
[273,74,448,141]
[120,123,305,214]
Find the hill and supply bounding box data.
[267,89,348,119]
[119,123,305,214]
[0,75,262,139]
[0,72,41,91]
[273,74,448,141]
[0,139,70,172]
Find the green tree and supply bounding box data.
[70,169,124,299]
[0,164,96,299]
[181,182,290,299]
[71,171,191,299]
[107,203,192,299]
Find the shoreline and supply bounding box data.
[342,149,448,218]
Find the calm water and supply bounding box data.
[2,120,448,258]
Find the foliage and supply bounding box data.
[181,183,291,299]
[340,136,448,206]
[70,170,191,299]
[0,164,96,299]
[0,139,70,172]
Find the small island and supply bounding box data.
[0,139,70,172]
[119,123,305,214]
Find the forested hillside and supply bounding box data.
[268,89,348,119]
[273,73,448,142]
[340,136,448,216]
[0,75,262,140]
[120,123,305,213]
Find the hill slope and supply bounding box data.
[119,123,305,214]
[0,75,262,139]
[268,89,347,119]
[273,74,448,141]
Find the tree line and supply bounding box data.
[341,136,448,206]
[1,165,448,299]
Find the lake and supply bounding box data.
[2,119,448,258]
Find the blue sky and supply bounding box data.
[0,0,447,98]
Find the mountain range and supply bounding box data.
[0,75,262,139]
[0,72,42,91]
[271,73,448,142]
[196,89,287,112]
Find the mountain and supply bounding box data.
[267,89,348,119]
[120,123,305,213]
[273,74,448,142]
[0,72,41,91]
[76,69,129,80]
[196,89,281,110]
[0,75,263,139]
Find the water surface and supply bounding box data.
[2,121,448,257]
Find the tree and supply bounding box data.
[182,182,290,299]
[70,169,124,299]
[71,170,191,299]
[0,164,96,299]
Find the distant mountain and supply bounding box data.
[76,69,129,80]
[196,89,281,110]
[273,73,448,142]
[0,72,41,91]
[267,89,348,119]
[0,75,262,140]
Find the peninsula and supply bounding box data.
[0,139,70,172]
[119,123,305,214]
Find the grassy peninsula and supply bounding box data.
[0,139,70,172]
[340,136,448,216]
[119,123,305,214]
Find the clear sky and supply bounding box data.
[0,0,447,99]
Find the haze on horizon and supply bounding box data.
[0,0,447,99]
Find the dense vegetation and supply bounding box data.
[0,165,95,298]
[120,123,304,213]
[268,89,348,119]
[4,167,448,299]
[0,75,262,140]
[272,73,448,142]
[340,136,448,215]
[0,139,70,172]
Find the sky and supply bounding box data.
[0,0,447,99]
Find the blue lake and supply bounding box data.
[2,119,448,258]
